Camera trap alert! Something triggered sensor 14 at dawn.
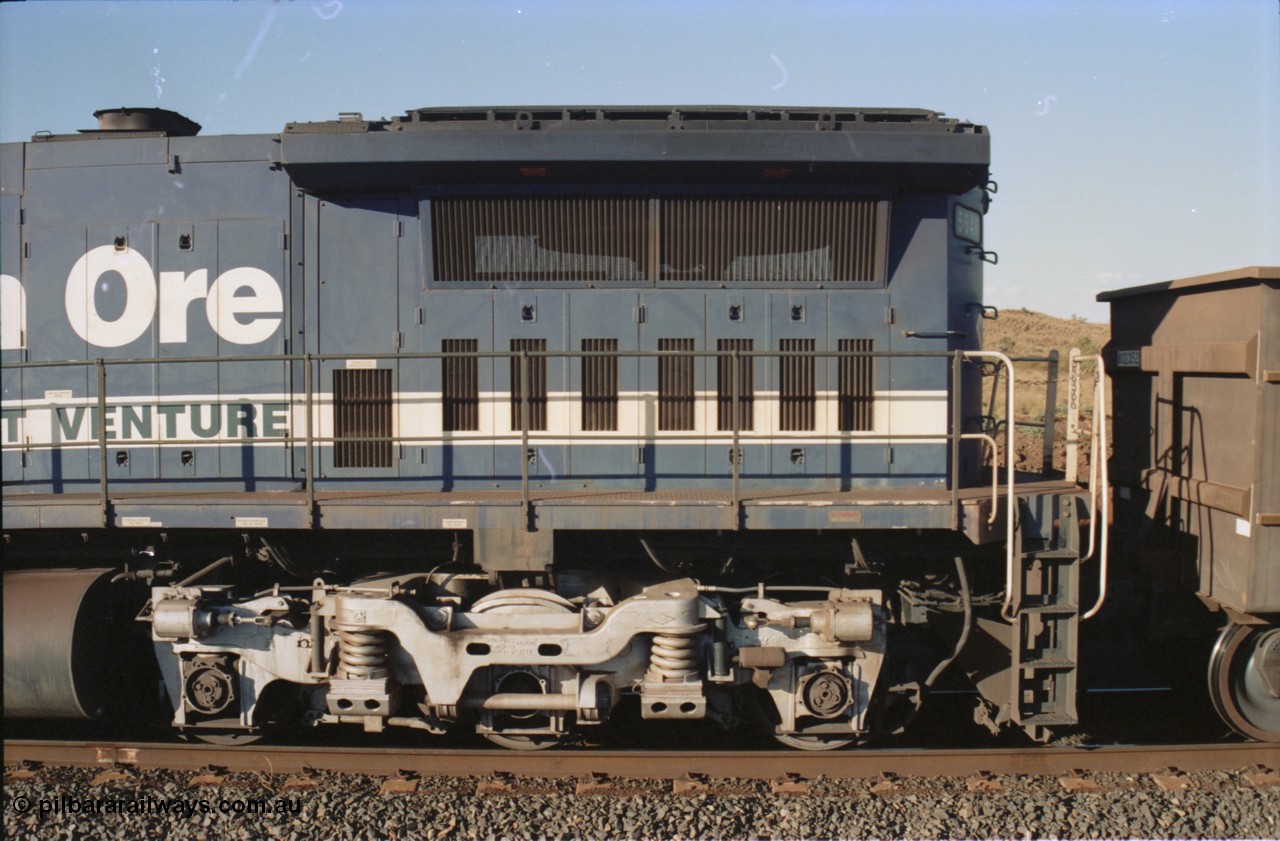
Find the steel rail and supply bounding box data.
[5,740,1277,781]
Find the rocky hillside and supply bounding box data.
[979,308,1111,474]
[983,308,1110,369]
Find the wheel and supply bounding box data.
[472,589,576,749]
[745,688,857,751]
[482,732,566,750]
[184,729,263,746]
[771,732,855,751]
[470,588,577,615]
[1208,623,1280,742]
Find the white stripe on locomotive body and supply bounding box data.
[2,393,296,448]
[2,390,947,449]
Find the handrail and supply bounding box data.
[4,348,1007,534]
[519,350,530,519]
[5,429,969,452]
[95,359,108,526]
[731,348,741,513]
[963,350,1018,622]
[304,353,315,525]
[960,432,1002,524]
[1080,352,1110,620]
[3,348,957,368]
[1070,349,1096,556]
[950,350,963,530]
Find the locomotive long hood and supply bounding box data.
[276,106,990,193]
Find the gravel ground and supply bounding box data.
[4,765,1278,840]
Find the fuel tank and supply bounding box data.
[3,568,149,719]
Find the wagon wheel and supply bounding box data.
[1207,623,1280,743]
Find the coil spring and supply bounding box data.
[648,632,699,682]
[336,624,389,680]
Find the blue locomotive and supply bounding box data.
[2,106,1104,747]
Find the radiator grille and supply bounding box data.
[658,338,695,431]
[432,196,881,283]
[838,338,875,432]
[581,338,619,431]
[442,339,479,432]
[716,339,754,431]
[333,368,392,468]
[660,197,879,282]
[510,338,548,431]
[779,338,816,431]
[433,197,649,281]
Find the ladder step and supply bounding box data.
[1024,549,1080,561]
[1017,605,1077,616]
[1018,712,1077,726]
[1020,658,1076,670]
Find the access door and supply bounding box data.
[314,196,404,482]
[770,292,827,483]
[638,291,707,486]
[825,290,892,489]
[705,290,770,483]
[494,292,568,484]
[568,292,640,484]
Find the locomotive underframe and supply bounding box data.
[3,472,1091,749]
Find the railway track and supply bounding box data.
[7,740,1278,782]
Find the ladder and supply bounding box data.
[1008,495,1081,741]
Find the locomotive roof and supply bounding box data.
[293,105,975,131]
[12,105,990,195]
[276,105,989,193]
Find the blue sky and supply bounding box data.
[2,0,1276,320]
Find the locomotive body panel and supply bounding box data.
[2,109,991,500]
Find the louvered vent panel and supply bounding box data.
[581,338,619,431]
[658,338,695,431]
[510,338,548,431]
[433,196,880,283]
[442,339,479,432]
[334,368,393,468]
[838,338,875,432]
[433,197,649,281]
[779,338,816,431]
[660,197,879,282]
[716,339,754,431]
